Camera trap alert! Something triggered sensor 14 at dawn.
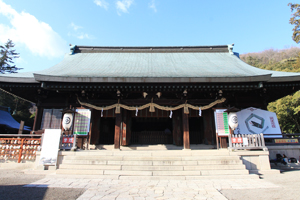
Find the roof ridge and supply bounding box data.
[72,45,232,54]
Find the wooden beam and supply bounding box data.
[114,113,122,149]
[182,109,190,149]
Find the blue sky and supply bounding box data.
[0,0,298,72]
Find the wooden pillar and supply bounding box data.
[182,109,190,149]
[172,110,183,146]
[32,107,42,132]
[114,113,122,149]
[18,121,24,135]
[121,110,127,146]
[219,137,227,148]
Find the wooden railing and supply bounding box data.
[228,133,267,151]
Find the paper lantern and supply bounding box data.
[62,113,73,131]
[228,112,238,130]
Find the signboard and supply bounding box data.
[73,109,91,135]
[214,109,230,136]
[234,107,282,138]
[62,137,74,144]
[231,137,243,143]
[39,129,61,166]
[275,139,298,143]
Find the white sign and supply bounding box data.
[234,107,282,138]
[39,129,61,166]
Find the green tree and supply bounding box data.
[0,39,21,74]
[268,91,300,133]
[0,40,33,129]
[288,3,300,44]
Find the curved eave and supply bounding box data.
[269,76,300,82]
[269,71,300,82]
[0,76,38,83]
[33,74,272,83]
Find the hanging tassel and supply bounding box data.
[115,104,121,114]
[149,103,155,113]
[199,107,202,116]
[184,105,189,114]
[101,108,103,117]
[169,110,173,118]
[149,98,155,112]
[135,107,138,116]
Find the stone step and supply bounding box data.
[47,173,259,180]
[62,160,108,165]
[59,163,245,171]
[63,156,124,161]
[56,169,105,175]
[183,165,245,170]
[62,159,243,166]
[56,168,249,176]
[103,170,152,176]
[153,160,243,165]
[119,174,259,180]
[120,165,245,171]
[201,170,249,175]
[181,156,241,161]
[59,164,121,170]
[61,149,230,157]
[122,166,184,171]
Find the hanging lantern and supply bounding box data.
[62,113,73,131]
[228,112,238,130]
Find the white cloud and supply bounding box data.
[77,33,94,40]
[68,22,95,40]
[94,0,109,10]
[116,0,134,14]
[0,0,67,58]
[70,22,82,31]
[149,0,157,12]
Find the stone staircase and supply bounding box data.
[55,149,258,180]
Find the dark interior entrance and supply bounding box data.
[189,117,204,144]
[99,118,115,144]
[131,118,173,144]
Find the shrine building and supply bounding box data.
[1,44,300,149]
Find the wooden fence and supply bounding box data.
[228,133,268,151]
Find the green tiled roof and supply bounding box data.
[1,45,300,83]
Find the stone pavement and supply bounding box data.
[24,177,279,200]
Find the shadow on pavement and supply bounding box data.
[0,185,85,200]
